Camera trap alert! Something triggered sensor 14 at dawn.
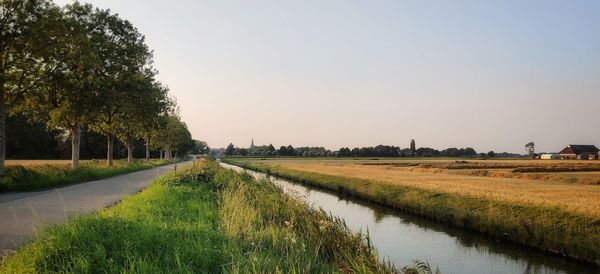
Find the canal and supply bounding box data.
[220,163,598,274]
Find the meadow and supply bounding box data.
[0,160,425,273]
[0,159,177,193]
[223,157,600,266]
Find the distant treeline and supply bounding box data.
[221,143,522,158]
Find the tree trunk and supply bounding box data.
[71,127,81,169]
[0,84,5,174]
[165,147,171,160]
[107,134,114,166]
[145,136,150,161]
[127,142,134,164]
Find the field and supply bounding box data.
[0,159,177,193]
[224,157,600,265]
[5,160,74,166]
[0,160,410,273]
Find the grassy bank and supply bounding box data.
[0,159,178,193]
[0,160,425,273]
[223,158,600,266]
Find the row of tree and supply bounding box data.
[7,113,209,160]
[0,0,198,171]
[222,143,520,158]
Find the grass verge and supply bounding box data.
[0,160,424,273]
[223,158,600,266]
[0,159,178,193]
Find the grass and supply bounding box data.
[0,159,178,193]
[0,160,425,273]
[224,157,600,266]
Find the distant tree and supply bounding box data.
[225,143,235,156]
[463,147,477,157]
[338,147,352,157]
[487,151,495,157]
[237,148,248,156]
[525,142,535,158]
[416,147,440,157]
[191,140,209,155]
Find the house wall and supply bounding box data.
[560,154,576,159]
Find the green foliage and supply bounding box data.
[0,159,175,193]
[225,158,600,266]
[0,160,400,273]
[2,0,196,169]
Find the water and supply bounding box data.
[220,163,599,274]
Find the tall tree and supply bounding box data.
[14,2,103,169]
[88,8,152,166]
[0,0,55,172]
[117,73,169,163]
[525,142,535,158]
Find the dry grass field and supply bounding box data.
[231,158,600,218]
[5,160,75,166]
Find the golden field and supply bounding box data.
[5,160,75,166]
[231,158,600,218]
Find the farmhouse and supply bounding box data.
[559,145,599,160]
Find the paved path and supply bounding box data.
[0,161,190,254]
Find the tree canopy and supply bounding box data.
[1,0,202,169]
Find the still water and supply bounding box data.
[220,163,598,274]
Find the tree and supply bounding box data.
[463,147,477,157]
[17,2,105,169]
[525,142,535,158]
[225,143,235,156]
[1,0,56,172]
[487,151,495,157]
[191,140,209,155]
[89,8,152,166]
[117,73,168,163]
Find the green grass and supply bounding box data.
[223,158,600,266]
[0,160,417,273]
[0,159,178,193]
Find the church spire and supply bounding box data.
[250,138,255,149]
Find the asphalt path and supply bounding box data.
[0,161,190,254]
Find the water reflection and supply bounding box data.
[220,163,598,274]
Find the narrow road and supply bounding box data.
[0,161,190,254]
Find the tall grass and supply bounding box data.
[0,159,176,193]
[224,158,600,266]
[1,160,422,273]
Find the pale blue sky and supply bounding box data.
[56,0,600,153]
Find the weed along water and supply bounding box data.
[220,163,598,274]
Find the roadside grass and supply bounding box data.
[224,158,600,266]
[0,160,413,273]
[0,159,177,193]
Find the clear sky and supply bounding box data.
[55,0,600,153]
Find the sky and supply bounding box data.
[55,0,600,153]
